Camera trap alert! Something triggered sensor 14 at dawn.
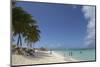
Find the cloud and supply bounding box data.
[82,6,95,48]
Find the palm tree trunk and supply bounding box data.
[32,43,34,48]
[17,34,20,46]
[27,41,29,49]
[32,43,35,52]
[30,43,32,49]
[19,33,22,47]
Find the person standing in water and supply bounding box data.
[80,51,82,54]
[64,53,66,57]
[69,51,73,56]
[69,51,70,56]
[70,51,72,56]
[50,49,52,54]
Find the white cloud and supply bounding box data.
[82,6,95,47]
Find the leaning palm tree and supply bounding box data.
[12,6,37,47]
[25,25,40,49]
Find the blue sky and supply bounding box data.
[14,2,95,49]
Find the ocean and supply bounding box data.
[53,48,96,61]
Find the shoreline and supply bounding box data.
[12,50,78,65]
[52,51,78,61]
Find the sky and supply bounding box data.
[13,1,96,49]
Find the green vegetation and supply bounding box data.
[12,1,40,48]
[12,1,40,56]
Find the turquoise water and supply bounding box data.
[53,49,96,61]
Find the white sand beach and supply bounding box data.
[12,51,77,65]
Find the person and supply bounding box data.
[50,49,52,54]
[80,51,82,54]
[69,51,70,56]
[70,51,73,56]
[64,53,66,57]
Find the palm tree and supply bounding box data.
[12,6,40,47]
[25,25,40,49]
